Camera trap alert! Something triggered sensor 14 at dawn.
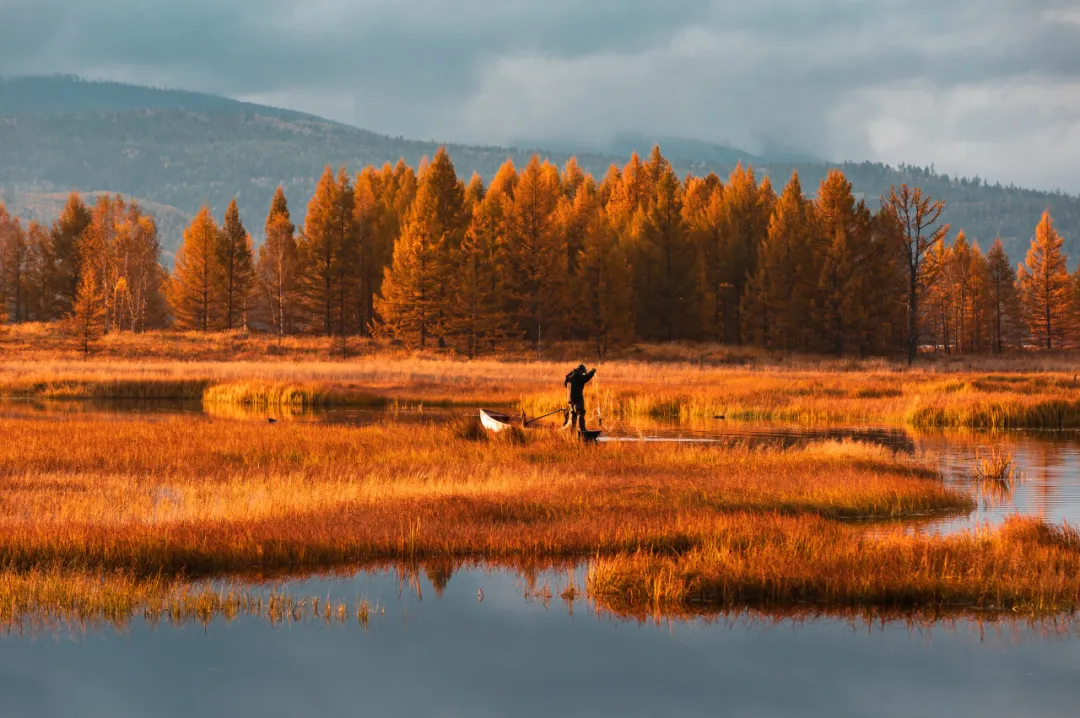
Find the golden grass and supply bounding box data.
[6,333,1080,427]
[587,516,1080,618]
[0,566,379,632]
[0,416,967,577]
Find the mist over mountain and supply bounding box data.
[1,76,1078,265]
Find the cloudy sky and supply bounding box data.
[2,0,1079,192]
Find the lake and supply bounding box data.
[2,400,1079,717]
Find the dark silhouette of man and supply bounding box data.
[563,364,596,433]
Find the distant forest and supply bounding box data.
[0,77,1078,266]
[1,145,1076,362]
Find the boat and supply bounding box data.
[478,409,602,442]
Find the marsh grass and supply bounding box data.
[5,334,1080,428]
[969,448,1024,505]
[587,516,1080,617]
[0,566,379,632]
[0,416,971,578]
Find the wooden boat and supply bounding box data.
[479,409,602,442]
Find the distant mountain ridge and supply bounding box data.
[1,75,1078,266]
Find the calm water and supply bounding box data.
[3,400,1080,716]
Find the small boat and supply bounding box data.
[478,409,602,442]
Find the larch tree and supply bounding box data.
[111,203,167,332]
[684,175,729,343]
[0,208,28,323]
[63,268,107,357]
[717,164,771,344]
[575,206,634,358]
[986,238,1021,353]
[504,155,564,355]
[217,199,256,331]
[354,167,391,335]
[881,184,950,364]
[816,169,874,356]
[169,207,221,331]
[631,154,698,341]
[256,186,300,338]
[742,172,822,352]
[25,221,55,322]
[375,148,465,349]
[300,166,356,337]
[455,183,511,357]
[48,192,92,317]
[1018,211,1072,349]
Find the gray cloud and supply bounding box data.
[1,0,1078,192]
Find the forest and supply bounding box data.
[0,146,1075,360]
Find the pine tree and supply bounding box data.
[375,148,465,348]
[48,193,92,317]
[881,185,950,364]
[64,269,107,357]
[986,239,1020,353]
[217,199,255,331]
[169,207,221,331]
[1018,211,1072,349]
[257,187,300,338]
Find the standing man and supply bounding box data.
[563,364,596,434]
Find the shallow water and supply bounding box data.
[3,565,1080,718]
[4,399,1080,716]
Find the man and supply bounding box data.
[563,364,596,434]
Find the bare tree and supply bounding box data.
[881,185,949,364]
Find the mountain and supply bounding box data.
[1,75,1078,265]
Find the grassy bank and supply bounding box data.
[5,354,1080,429]
[0,417,966,575]
[588,517,1080,618]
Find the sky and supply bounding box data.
[2,0,1079,193]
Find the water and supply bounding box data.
[3,565,1079,717]
[4,399,1080,716]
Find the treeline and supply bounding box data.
[0,146,1076,358]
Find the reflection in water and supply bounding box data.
[3,563,1080,718]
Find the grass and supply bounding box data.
[2,410,1080,625]
[0,417,968,577]
[588,516,1080,619]
[0,566,379,632]
[7,328,1080,428]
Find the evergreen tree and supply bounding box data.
[257,187,300,337]
[1018,211,1072,349]
[986,239,1020,353]
[217,199,255,331]
[169,207,221,331]
[63,269,107,357]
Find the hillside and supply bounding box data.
[1,76,1078,263]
